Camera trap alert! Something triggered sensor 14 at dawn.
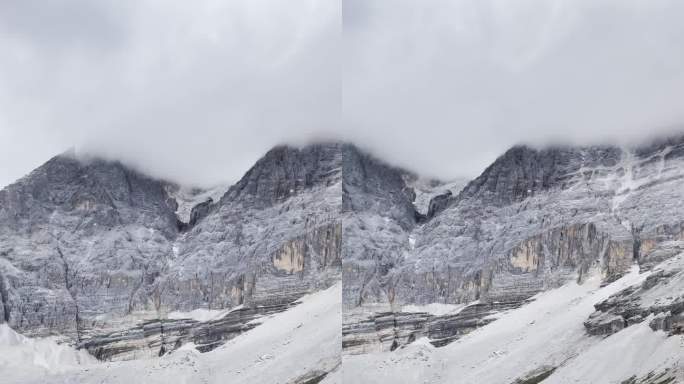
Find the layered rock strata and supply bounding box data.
[585,248,684,336]
[0,143,343,359]
[80,301,298,361]
[342,135,684,353]
[342,301,522,354]
[3,135,684,361]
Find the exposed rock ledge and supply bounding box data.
[342,301,522,354]
[585,246,684,336]
[79,301,298,361]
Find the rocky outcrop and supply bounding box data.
[620,370,680,384]
[425,190,452,220]
[80,300,298,361]
[585,249,684,336]
[511,366,557,384]
[285,358,341,384]
[342,301,522,354]
[637,222,684,270]
[186,198,214,228]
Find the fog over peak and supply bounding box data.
[2,0,684,188]
[343,0,684,180]
[0,0,341,188]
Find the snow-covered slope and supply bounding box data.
[343,263,684,384]
[0,324,95,381]
[2,283,341,384]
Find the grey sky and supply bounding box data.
[2,0,684,188]
[0,0,340,188]
[343,0,684,179]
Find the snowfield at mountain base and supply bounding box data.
[343,264,684,384]
[0,283,342,384]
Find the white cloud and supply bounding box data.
[2,0,684,187]
[343,0,684,179]
[0,0,340,187]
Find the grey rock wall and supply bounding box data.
[2,134,684,360]
[342,134,684,353]
[585,245,684,336]
[80,301,298,361]
[0,154,179,338]
[0,143,343,357]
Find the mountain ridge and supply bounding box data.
[2,134,683,375]
[0,142,344,360]
[341,133,684,356]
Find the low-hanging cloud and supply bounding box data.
[343,0,684,179]
[2,0,684,188]
[0,0,340,188]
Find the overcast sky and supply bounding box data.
[0,0,340,188]
[343,0,684,179]
[2,0,684,188]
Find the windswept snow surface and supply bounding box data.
[0,324,96,380]
[343,266,684,384]
[320,365,342,384]
[547,322,683,384]
[2,283,342,384]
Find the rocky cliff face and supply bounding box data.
[585,246,684,336]
[0,143,342,360]
[0,154,180,338]
[342,300,522,355]
[79,300,298,361]
[342,135,684,353]
[3,136,683,366]
[164,144,342,314]
[342,144,418,309]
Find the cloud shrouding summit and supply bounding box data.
[2,0,684,187]
[343,0,684,179]
[0,0,340,187]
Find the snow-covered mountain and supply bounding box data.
[0,143,342,364]
[1,136,683,383]
[342,134,684,382]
